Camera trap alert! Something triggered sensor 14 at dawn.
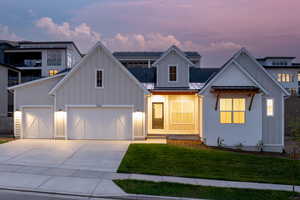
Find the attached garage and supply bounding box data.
[22,106,54,139]
[66,106,133,140]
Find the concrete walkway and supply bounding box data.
[0,163,298,198]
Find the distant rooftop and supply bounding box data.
[257,56,296,61]
[113,51,201,60]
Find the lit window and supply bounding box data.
[48,70,58,76]
[96,69,103,88]
[171,100,194,124]
[169,66,177,81]
[47,50,62,66]
[277,73,292,82]
[298,73,300,81]
[266,99,274,116]
[220,98,245,124]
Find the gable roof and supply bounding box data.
[8,72,66,90]
[199,48,290,96]
[49,41,149,95]
[199,57,268,95]
[152,45,195,66]
[113,51,200,60]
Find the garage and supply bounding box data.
[67,106,133,140]
[22,107,54,139]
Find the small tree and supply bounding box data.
[288,117,300,139]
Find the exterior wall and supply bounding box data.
[0,66,8,116]
[266,68,300,93]
[156,51,190,88]
[147,94,200,134]
[202,63,262,147]
[54,46,146,138]
[67,44,82,68]
[14,76,63,109]
[236,53,285,150]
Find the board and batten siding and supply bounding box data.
[156,51,190,88]
[202,62,263,147]
[235,53,285,148]
[13,76,63,138]
[0,66,8,116]
[54,46,146,138]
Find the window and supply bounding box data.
[171,100,194,124]
[48,70,58,76]
[96,69,103,88]
[298,72,300,81]
[47,50,62,66]
[220,98,245,124]
[169,66,177,81]
[277,73,292,82]
[266,99,274,116]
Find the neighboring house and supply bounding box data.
[9,42,289,152]
[0,63,21,133]
[258,57,300,96]
[0,41,82,82]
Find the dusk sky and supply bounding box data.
[0,0,299,66]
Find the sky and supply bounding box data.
[0,0,299,66]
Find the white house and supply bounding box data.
[8,41,289,152]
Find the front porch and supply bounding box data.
[146,92,202,137]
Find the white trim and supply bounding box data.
[168,64,178,82]
[199,58,269,95]
[95,69,104,89]
[237,48,290,96]
[266,98,274,117]
[65,104,134,140]
[20,105,54,139]
[233,61,269,95]
[281,94,285,146]
[49,41,149,95]
[8,73,66,90]
[153,45,195,66]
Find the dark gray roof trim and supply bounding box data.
[127,67,219,84]
[113,51,200,60]
[0,63,22,72]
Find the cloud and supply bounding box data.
[0,24,22,40]
[35,17,101,52]
[35,17,242,54]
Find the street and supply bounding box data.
[0,189,114,200]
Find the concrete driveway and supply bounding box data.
[0,139,130,172]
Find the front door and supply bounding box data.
[152,102,164,129]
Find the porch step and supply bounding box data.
[166,135,203,146]
[146,134,167,140]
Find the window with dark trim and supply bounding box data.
[169,66,177,81]
[96,69,103,88]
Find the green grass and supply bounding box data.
[115,180,297,200]
[118,144,300,185]
[0,139,11,144]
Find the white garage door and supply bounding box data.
[22,107,54,139]
[67,107,132,140]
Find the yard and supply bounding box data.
[118,144,300,185]
[115,180,297,200]
[0,138,14,144]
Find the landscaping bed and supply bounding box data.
[115,179,297,200]
[118,144,300,185]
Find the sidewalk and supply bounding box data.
[0,163,298,198]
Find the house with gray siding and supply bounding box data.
[9,41,289,152]
[0,63,21,133]
[0,41,82,82]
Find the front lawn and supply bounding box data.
[115,180,297,200]
[118,144,300,185]
[0,139,13,144]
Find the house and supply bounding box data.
[8,41,289,152]
[258,57,300,96]
[0,41,82,82]
[0,63,21,133]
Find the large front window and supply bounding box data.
[171,99,194,124]
[277,73,292,82]
[220,98,245,124]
